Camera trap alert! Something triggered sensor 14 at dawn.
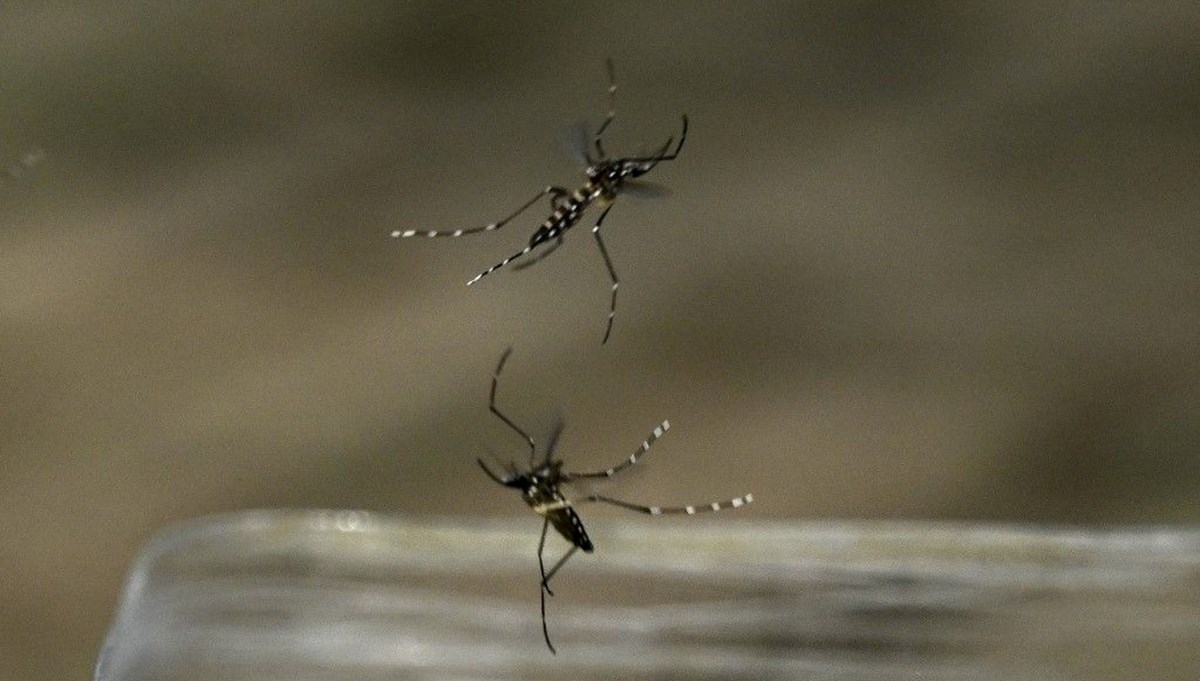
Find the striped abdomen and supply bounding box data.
[527,184,605,248]
[548,506,594,552]
[527,483,595,552]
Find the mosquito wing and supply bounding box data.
[564,121,592,164]
[619,179,672,199]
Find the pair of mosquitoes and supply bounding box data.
[394,62,753,653]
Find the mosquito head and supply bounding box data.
[628,160,659,178]
[502,473,530,489]
[531,458,565,481]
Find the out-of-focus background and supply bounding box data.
[1,2,1197,679]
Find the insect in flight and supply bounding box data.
[477,348,754,653]
[391,60,688,344]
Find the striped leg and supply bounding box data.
[489,347,536,466]
[593,58,618,160]
[512,235,564,271]
[580,492,754,516]
[591,205,620,343]
[566,420,669,480]
[466,244,539,286]
[391,185,567,239]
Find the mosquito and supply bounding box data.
[477,348,754,653]
[392,59,688,344]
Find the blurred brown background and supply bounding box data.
[1,2,1198,679]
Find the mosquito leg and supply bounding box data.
[623,115,689,165]
[566,420,669,480]
[512,236,564,271]
[543,544,579,586]
[490,185,567,230]
[548,187,570,211]
[591,205,620,344]
[536,516,559,655]
[391,185,566,238]
[593,58,617,160]
[467,245,536,285]
[539,541,580,656]
[488,347,536,464]
[540,581,557,654]
[537,516,554,596]
[666,114,688,159]
[579,493,755,516]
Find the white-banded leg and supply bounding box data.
[391,185,567,239]
[593,58,617,160]
[467,243,541,286]
[489,347,536,466]
[579,492,755,516]
[591,205,620,343]
[512,235,564,271]
[566,420,670,480]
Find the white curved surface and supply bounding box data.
[95,511,1200,680]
